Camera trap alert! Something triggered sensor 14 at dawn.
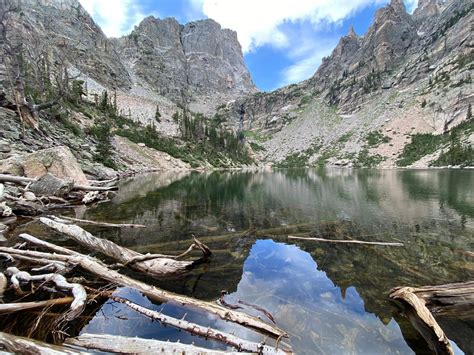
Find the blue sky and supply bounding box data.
[80,0,419,91]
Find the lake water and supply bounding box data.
[73,169,473,353]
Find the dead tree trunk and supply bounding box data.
[388,283,474,355]
[66,333,232,354]
[110,295,290,354]
[0,331,83,354]
[40,217,207,278]
[5,234,286,339]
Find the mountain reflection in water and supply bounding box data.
[80,168,473,354]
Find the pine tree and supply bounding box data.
[155,105,161,122]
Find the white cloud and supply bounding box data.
[196,0,388,53]
[79,0,145,37]
[279,35,337,87]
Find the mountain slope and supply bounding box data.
[220,0,473,168]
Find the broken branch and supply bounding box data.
[288,235,404,246]
[56,215,146,229]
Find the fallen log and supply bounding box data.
[0,331,85,354]
[392,282,474,319]
[5,267,87,321]
[0,297,74,314]
[0,174,117,191]
[56,215,146,229]
[389,286,454,355]
[111,295,290,354]
[66,333,235,354]
[288,235,404,246]
[40,217,205,278]
[11,235,287,339]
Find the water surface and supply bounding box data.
[80,169,474,354]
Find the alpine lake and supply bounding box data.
[8,168,474,354]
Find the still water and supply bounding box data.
[80,168,473,354]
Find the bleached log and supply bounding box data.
[6,236,287,339]
[66,333,234,354]
[0,174,117,191]
[0,272,7,300]
[111,296,290,354]
[0,331,85,354]
[0,297,74,314]
[56,215,146,229]
[389,287,453,355]
[5,267,86,321]
[40,217,205,278]
[288,235,404,246]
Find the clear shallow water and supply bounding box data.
[74,169,473,353]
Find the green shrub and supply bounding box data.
[366,130,391,147]
[397,134,442,166]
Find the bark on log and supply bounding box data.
[5,267,86,321]
[66,333,235,354]
[40,217,199,278]
[57,215,146,228]
[288,235,404,246]
[0,174,117,191]
[389,287,454,355]
[9,235,287,339]
[0,331,85,354]
[110,295,290,354]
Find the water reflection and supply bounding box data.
[82,168,473,354]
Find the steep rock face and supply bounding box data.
[181,19,255,98]
[112,17,188,103]
[113,17,256,109]
[10,0,132,90]
[306,0,418,111]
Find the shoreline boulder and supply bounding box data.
[0,146,89,186]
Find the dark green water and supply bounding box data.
[79,169,473,354]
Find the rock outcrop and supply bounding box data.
[0,146,89,185]
[113,17,256,110]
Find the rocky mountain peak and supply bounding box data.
[389,0,407,14]
[347,26,357,39]
[113,15,255,110]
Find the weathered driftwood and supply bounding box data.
[56,215,146,229]
[0,297,74,314]
[389,286,454,355]
[0,331,85,354]
[66,333,234,354]
[111,295,290,354]
[11,235,287,339]
[40,217,206,278]
[87,177,118,186]
[288,235,404,246]
[0,174,117,191]
[403,281,474,319]
[5,267,86,321]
